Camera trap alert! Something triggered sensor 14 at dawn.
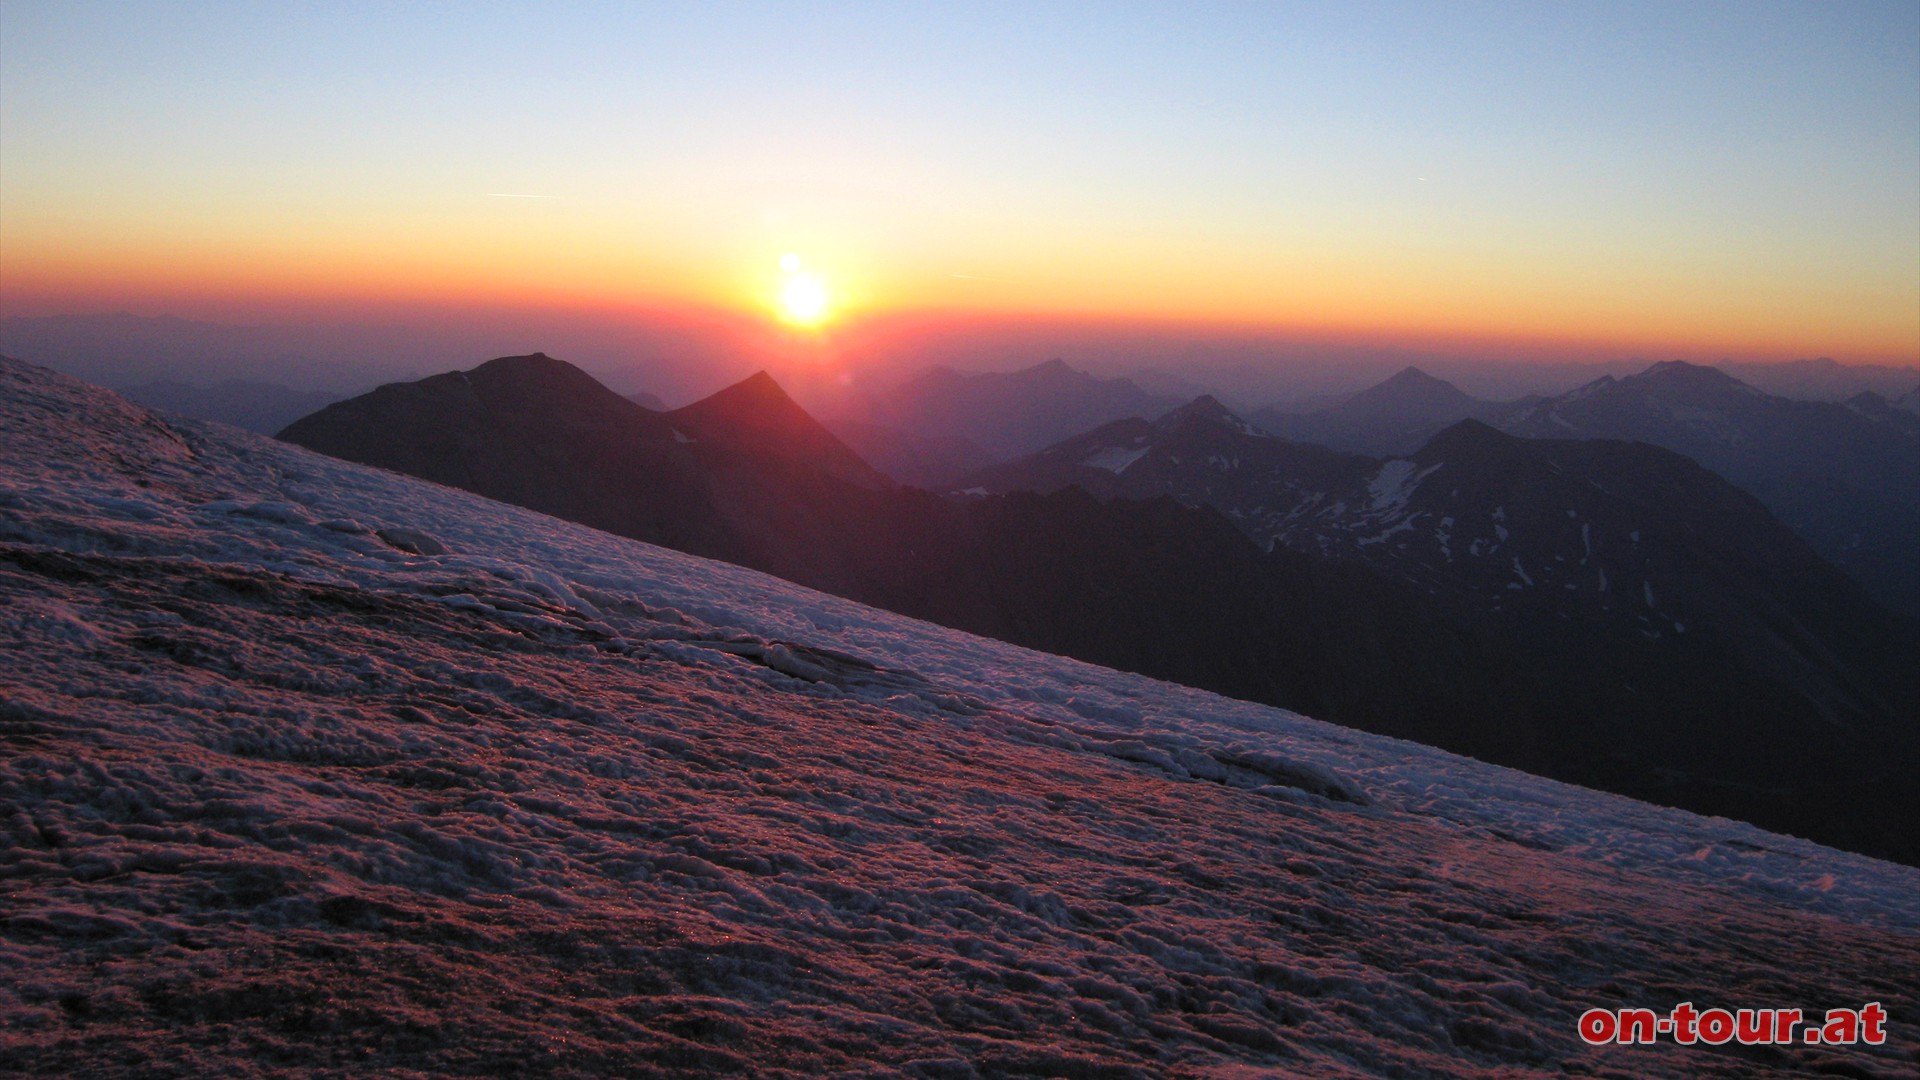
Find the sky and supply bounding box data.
[2,1,1917,371]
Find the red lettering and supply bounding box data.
[1670,1001,1699,1044]
[1734,1008,1770,1044]
[1577,1009,1616,1045]
[1860,1002,1886,1045]
[1821,1008,1858,1045]
[1617,1008,1658,1044]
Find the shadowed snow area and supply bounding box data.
[2,356,1916,1077]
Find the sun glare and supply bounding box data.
[776,253,832,327]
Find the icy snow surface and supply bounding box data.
[3,358,1917,1078]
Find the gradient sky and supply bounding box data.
[3,1,1917,365]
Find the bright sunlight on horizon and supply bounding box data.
[1,2,1916,368]
[775,254,833,328]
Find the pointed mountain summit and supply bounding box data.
[1021,356,1077,380]
[1247,366,1509,456]
[1408,417,1537,470]
[1152,394,1266,437]
[669,371,890,490]
[1839,390,1920,437]
[1343,366,1483,417]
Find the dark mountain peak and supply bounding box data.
[1154,394,1265,439]
[671,371,889,489]
[671,370,814,441]
[1384,365,1447,388]
[1159,393,1232,422]
[1609,362,1774,412]
[1009,357,1096,389]
[283,352,649,435]
[1341,365,1480,415]
[1412,417,1533,467]
[461,352,625,401]
[471,351,559,375]
[1637,360,1745,389]
[736,368,784,391]
[679,372,791,418]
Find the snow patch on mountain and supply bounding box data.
[1366,459,1441,513]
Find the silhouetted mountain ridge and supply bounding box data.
[1248,366,1523,455]
[1499,360,1920,616]
[281,354,1548,759]
[966,396,1920,860]
[283,356,1920,863]
[667,370,891,490]
[848,358,1181,460]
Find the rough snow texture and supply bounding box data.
[2,356,1916,1078]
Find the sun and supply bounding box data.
[775,253,832,327]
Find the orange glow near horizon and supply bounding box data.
[0,157,1911,368]
[4,6,1916,371]
[2,222,1917,367]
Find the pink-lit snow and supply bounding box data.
[2,357,1915,1077]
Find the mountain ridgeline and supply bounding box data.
[1249,365,1524,456]
[1499,361,1920,618]
[1246,361,1920,617]
[966,393,1920,856]
[279,354,1520,747]
[281,354,1920,864]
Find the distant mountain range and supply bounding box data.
[1721,356,1920,401]
[1244,361,1920,617]
[830,358,1181,462]
[113,378,346,435]
[964,394,1920,860]
[1249,365,1526,456]
[0,312,419,392]
[1501,361,1920,617]
[281,355,1920,863]
[279,355,1509,738]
